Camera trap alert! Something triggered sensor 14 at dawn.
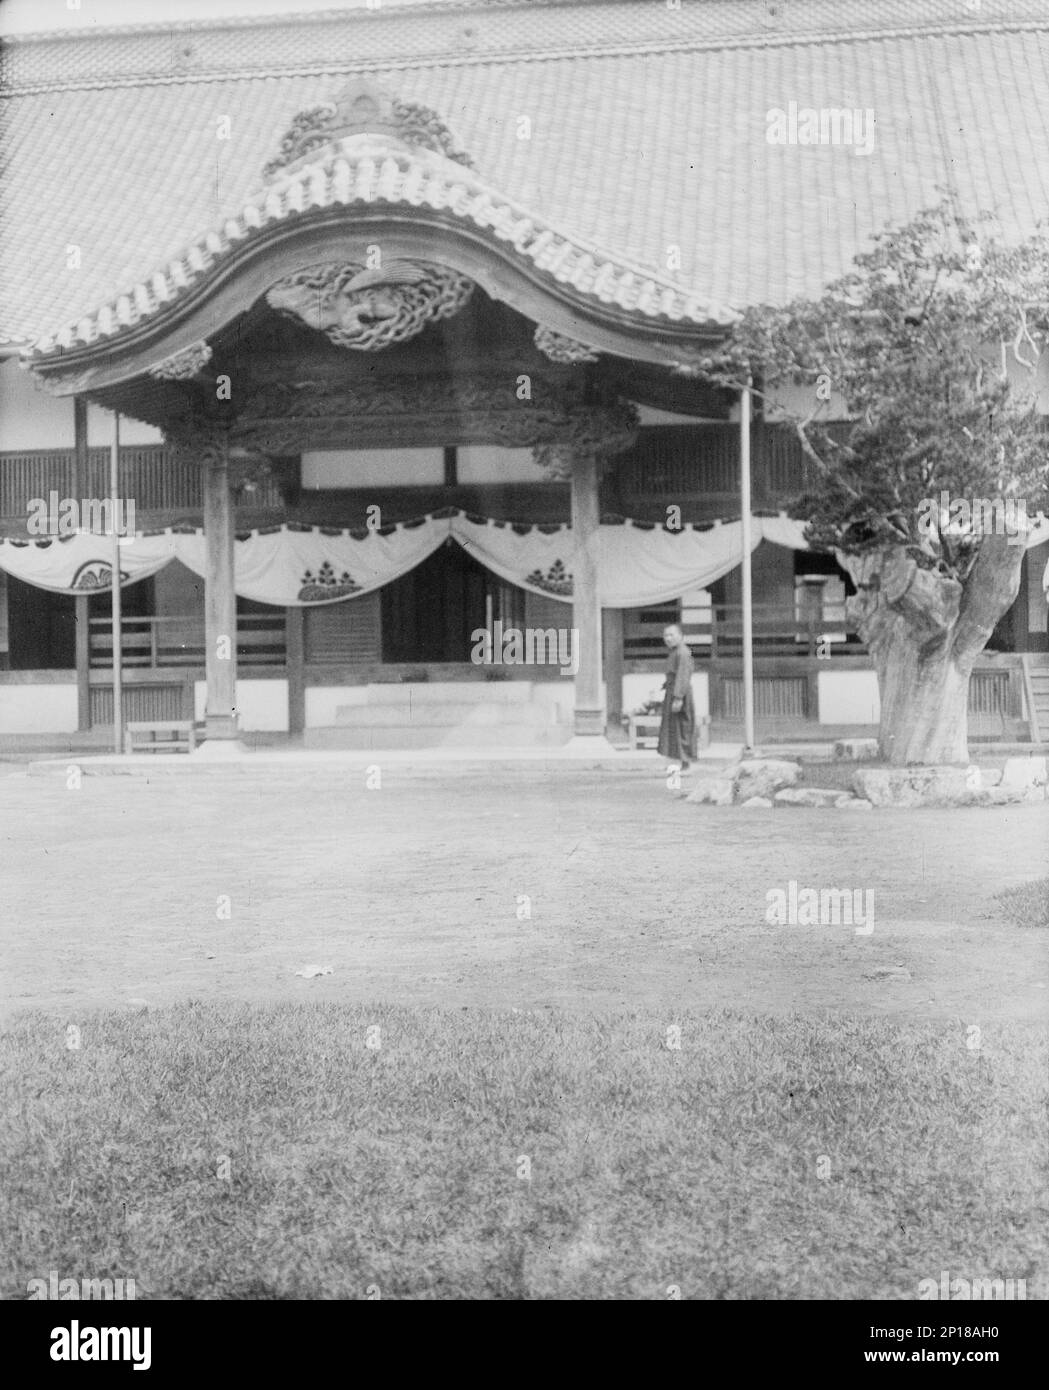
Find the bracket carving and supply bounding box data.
[263,80,475,179]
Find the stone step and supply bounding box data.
[302,726,461,751]
[301,723,573,751]
[362,681,535,706]
[332,703,563,728]
[426,725,573,748]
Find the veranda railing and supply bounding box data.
[89,614,287,668]
[624,603,867,661]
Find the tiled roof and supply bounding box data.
[5,1,1048,89]
[27,133,738,357]
[2,1,1049,350]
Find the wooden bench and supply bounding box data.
[626,713,712,751]
[626,714,663,749]
[124,720,196,755]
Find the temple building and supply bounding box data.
[1,0,1047,748]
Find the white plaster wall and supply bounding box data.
[457,445,542,483]
[301,448,443,488]
[530,681,588,724]
[818,669,879,725]
[759,379,850,421]
[305,686,367,727]
[622,671,709,718]
[194,679,288,731]
[0,683,78,733]
[0,361,163,450]
[743,352,1049,421]
[634,404,722,425]
[623,673,660,714]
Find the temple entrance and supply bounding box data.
[3,574,154,671]
[380,539,525,664]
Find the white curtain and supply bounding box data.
[0,513,784,606]
[452,515,764,607]
[0,531,175,593]
[1,509,1042,607]
[168,521,449,605]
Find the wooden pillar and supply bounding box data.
[602,607,624,729]
[108,410,124,754]
[73,397,91,729]
[570,451,604,735]
[285,604,305,736]
[203,450,239,740]
[75,597,91,730]
[739,383,756,750]
[72,396,88,498]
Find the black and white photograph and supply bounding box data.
[0,0,1046,1342]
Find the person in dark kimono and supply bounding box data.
[657,623,697,769]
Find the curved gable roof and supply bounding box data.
[2,1,1049,352]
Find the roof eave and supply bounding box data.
[26,140,736,388]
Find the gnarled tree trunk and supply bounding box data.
[842,533,1024,765]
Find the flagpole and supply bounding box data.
[110,411,123,754]
[740,383,756,752]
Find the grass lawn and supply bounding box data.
[2,1003,1044,1300]
[995,879,1049,930]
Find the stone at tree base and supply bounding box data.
[851,765,972,807]
[1000,756,1048,791]
[982,768,1003,787]
[740,795,773,808]
[685,778,735,806]
[774,787,846,808]
[734,758,801,801]
[835,795,874,810]
[833,738,880,762]
[962,785,1024,807]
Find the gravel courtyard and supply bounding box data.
[1,761,1046,1022]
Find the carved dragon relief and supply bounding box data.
[265,261,475,351]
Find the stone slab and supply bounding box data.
[774,787,846,808]
[833,738,880,762]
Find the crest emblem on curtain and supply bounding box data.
[72,560,127,590]
[297,561,362,602]
[524,559,573,596]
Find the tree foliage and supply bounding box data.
[701,203,1049,574]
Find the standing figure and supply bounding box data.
[657,623,697,770]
